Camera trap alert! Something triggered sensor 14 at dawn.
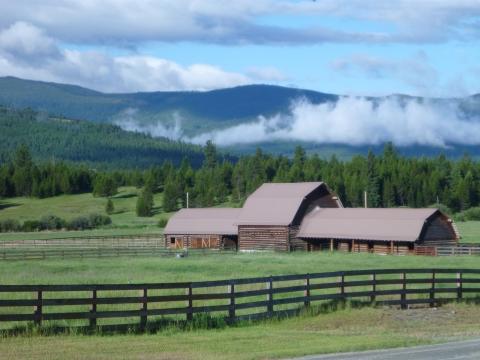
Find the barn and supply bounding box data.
[296,208,460,255]
[163,181,460,254]
[163,208,241,249]
[235,182,343,251]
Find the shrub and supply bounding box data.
[454,212,466,222]
[158,218,168,228]
[68,216,90,231]
[22,220,40,232]
[464,207,480,221]
[88,213,111,227]
[39,214,63,230]
[0,218,21,232]
[428,203,452,216]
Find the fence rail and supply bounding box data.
[0,234,166,249]
[0,246,237,261]
[416,245,480,257]
[1,268,479,332]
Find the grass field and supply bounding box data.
[1,252,480,359]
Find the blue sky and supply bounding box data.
[0,0,479,97]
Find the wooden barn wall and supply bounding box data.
[238,226,289,251]
[419,212,458,245]
[291,186,341,225]
[289,226,308,251]
[165,235,235,249]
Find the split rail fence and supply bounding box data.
[1,268,479,332]
[416,244,480,257]
[0,234,166,249]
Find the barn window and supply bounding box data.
[170,237,175,244]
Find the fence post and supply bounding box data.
[370,273,376,304]
[338,273,345,304]
[400,273,407,309]
[228,284,235,320]
[304,275,311,308]
[430,271,435,308]
[34,290,42,327]
[266,276,273,313]
[90,290,97,328]
[186,285,193,321]
[457,271,463,300]
[140,288,147,328]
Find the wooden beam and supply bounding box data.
[330,239,333,251]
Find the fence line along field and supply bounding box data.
[1,268,479,332]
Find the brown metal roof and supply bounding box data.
[297,208,439,242]
[235,182,326,226]
[164,208,242,235]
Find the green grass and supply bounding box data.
[1,252,480,359]
[0,186,169,225]
[2,302,480,360]
[456,221,480,243]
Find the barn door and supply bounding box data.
[176,237,184,249]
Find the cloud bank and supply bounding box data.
[1,0,479,46]
[0,22,252,92]
[119,97,480,148]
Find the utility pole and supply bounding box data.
[365,191,367,208]
[187,192,189,209]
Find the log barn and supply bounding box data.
[234,182,343,251]
[296,208,460,255]
[163,181,461,254]
[163,208,241,249]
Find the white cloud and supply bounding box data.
[0,21,61,65]
[182,97,480,147]
[327,51,474,97]
[246,66,291,81]
[0,22,252,92]
[1,1,479,46]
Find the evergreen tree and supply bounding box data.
[162,182,178,213]
[105,198,115,215]
[365,148,380,208]
[203,140,218,169]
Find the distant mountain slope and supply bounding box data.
[1,77,480,160]
[0,77,338,134]
[0,106,237,170]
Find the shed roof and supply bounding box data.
[235,182,326,226]
[164,208,242,235]
[297,208,439,242]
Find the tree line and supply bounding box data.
[1,140,479,217]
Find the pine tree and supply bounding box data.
[203,140,218,169]
[136,195,149,217]
[365,148,380,208]
[105,198,115,215]
[162,182,178,213]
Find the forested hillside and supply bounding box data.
[2,139,479,218]
[0,106,237,170]
[0,76,337,134]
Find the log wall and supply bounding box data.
[420,212,458,244]
[238,226,289,251]
[166,235,237,250]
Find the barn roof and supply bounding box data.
[164,208,242,235]
[235,182,332,226]
[297,208,441,242]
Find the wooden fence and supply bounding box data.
[1,268,479,332]
[416,244,480,257]
[0,246,237,261]
[0,234,166,249]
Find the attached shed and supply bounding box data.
[235,182,343,251]
[296,208,460,255]
[163,208,241,249]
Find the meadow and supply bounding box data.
[1,190,480,359]
[1,252,480,359]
